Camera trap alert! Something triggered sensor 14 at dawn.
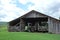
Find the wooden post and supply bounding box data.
[20,18,22,31]
[20,18,25,32]
[27,23,31,32]
[48,18,51,33]
[37,22,39,31]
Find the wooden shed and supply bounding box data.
[8,10,60,34]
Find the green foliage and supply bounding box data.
[0,22,8,25]
[0,26,7,32]
[0,22,8,32]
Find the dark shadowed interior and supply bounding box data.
[22,17,48,32]
[9,18,20,26]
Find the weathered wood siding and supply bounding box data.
[58,21,60,34]
[8,10,60,34]
[48,17,60,34]
[23,12,47,18]
[20,18,25,31]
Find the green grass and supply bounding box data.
[0,26,60,40]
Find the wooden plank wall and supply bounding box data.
[24,12,47,18]
[48,17,60,34]
[20,18,25,32]
[58,21,60,34]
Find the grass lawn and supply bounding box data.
[0,26,60,40]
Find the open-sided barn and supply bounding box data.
[8,10,60,34]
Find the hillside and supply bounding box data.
[0,22,8,27]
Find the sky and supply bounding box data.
[0,0,60,22]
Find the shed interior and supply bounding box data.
[22,17,48,32]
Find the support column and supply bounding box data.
[48,18,51,33]
[20,18,25,32]
[56,22,58,34]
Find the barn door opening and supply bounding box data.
[24,17,48,33]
